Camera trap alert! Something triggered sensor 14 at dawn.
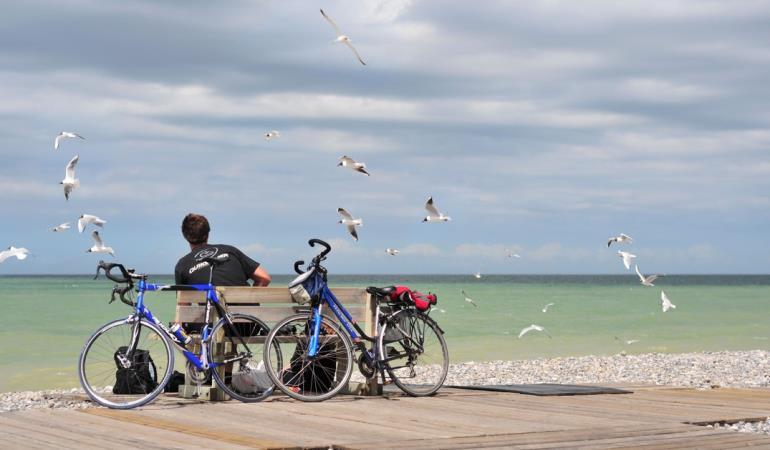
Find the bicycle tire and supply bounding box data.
[209,313,275,402]
[378,309,448,396]
[263,313,354,402]
[78,318,174,409]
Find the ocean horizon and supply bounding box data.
[1,273,769,392]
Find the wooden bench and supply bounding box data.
[174,286,379,400]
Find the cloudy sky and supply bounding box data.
[1,0,769,275]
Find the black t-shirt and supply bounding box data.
[174,244,260,286]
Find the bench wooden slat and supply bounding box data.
[177,286,368,305]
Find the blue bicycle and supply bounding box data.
[78,258,275,409]
[263,239,449,402]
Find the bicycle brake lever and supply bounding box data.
[109,285,119,304]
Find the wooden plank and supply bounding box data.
[177,286,367,305]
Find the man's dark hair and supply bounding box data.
[182,213,210,245]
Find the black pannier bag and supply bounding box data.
[113,346,158,395]
[282,323,338,393]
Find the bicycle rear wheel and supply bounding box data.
[263,313,354,402]
[378,309,448,396]
[78,318,174,409]
[210,313,275,402]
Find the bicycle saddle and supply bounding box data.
[201,255,230,267]
[366,286,396,297]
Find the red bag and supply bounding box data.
[391,286,437,311]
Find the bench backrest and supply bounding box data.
[175,286,374,333]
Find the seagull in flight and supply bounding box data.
[461,290,478,307]
[506,249,521,258]
[660,291,676,312]
[87,231,115,257]
[607,233,633,248]
[423,196,451,222]
[473,271,482,279]
[618,251,636,270]
[78,214,106,233]
[614,336,640,345]
[60,154,80,201]
[385,248,399,256]
[54,131,84,150]
[0,246,30,263]
[542,302,555,313]
[518,324,551,339]
[264,130,280,141]
[320,9,366,66]
[635,265,663,287]
[51,223,71,232]
[337,156,370,176]
[337,208,362,241]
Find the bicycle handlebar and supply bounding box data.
[94,260,131,283]
[308,238,331,261]
[293,260,305,275]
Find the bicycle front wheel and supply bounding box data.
[263,313,354,402]
[210,313,275,402]
[378,309,449,396]
[78,318,174,409]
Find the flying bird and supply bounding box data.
[518,324,552,339]
[337,155,369,176]
[607,233,633,248]
[54,131,84,150]
[618,251,636,270]
[320,9,366,66]
[423,196,451,222]
[0,246,29,263]
[60,154,80,201]
[635,265,663,287]
[660,291,676,312]
[506,249,521,258]
[264,130,280,141]
[461,290,478,307]
[542,302,555,313]
[385,248,399,256]
[337,208,362,241]
[51,223,71,232]
[87,231,115,256]
[614,336,640,345]
[78,214,106,233]
[473,271,482,279]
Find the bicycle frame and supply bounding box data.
[125,281,239,372]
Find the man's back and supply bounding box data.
[175,244,260,286]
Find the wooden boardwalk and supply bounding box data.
[1,385,770,449]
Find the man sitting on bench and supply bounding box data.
[174,213,272,287]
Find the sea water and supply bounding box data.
[1,274,768,392]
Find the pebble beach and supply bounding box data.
[4,350,769,417]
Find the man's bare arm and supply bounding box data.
[252,266,271,287]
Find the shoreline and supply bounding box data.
[2,349,768,413]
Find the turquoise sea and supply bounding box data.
[1,274,768,392]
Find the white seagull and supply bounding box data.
[385,248,399,256]
[518,324,552,339]
[337,155,370,176]
[542,302,555,313]
[423,196,451,222]
[635,265,663,287]
[660,291,676,312]
[320,9,366,66]
[78,214,106,233]
[54,131,84,151]
[337,208,362,241]
[506,249,521,258]
[0,246,30,263]
[461,290,478,308]
[614,336,640,345]
[473,271,482,279]
[607,233,633,248]
[60,154,80,201]
[51,223,71,232]
[618,251,636,270]
[87,231,115,257]
[264,130,280,141]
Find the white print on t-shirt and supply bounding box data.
[195,247,219,260]
[188,253,231,275]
